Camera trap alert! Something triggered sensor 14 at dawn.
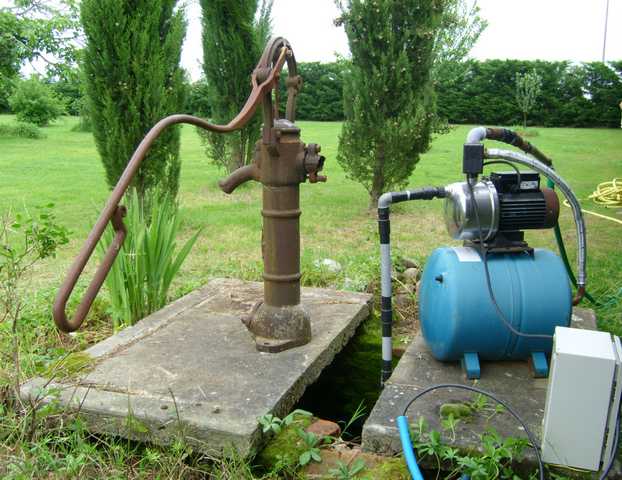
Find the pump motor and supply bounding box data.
[443,171,560,243]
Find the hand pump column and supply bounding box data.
[218,38,326,352]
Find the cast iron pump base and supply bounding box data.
[242,303,311,353]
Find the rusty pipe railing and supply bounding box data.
[53,39,294,332]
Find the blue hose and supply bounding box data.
[398,415,470,480]
[397,416,425,480]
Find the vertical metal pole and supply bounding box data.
[602,0,610,62]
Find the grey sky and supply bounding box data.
[182,0,622,80]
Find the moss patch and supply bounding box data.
[257,413,313,468]
[439,402,474,419]
[295,312,388,437]
[365,457,410,479]
[44,352,95,381]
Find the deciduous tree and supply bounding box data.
[0,1,80,110]
[515,69,542,129]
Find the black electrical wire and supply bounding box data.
[599,407,620,480]
[483,160,522,190]
[466,181,553,340]
[401,383,545,480]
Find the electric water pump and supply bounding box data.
[378,127,587,382]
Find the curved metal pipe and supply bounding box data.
[466,126,553,166]
[486,148,587,304]
[53,40,293,333]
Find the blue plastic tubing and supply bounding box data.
[398,415,470,480]
[397,416,425,480]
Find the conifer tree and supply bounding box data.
[200,0,272,172]
[81,0,186,197]
[337,0,446,206]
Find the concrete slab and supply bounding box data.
[362,308,600,471]
[21,278,372,457]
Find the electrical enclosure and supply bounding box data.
[541,327,622,470]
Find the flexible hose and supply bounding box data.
[485,148,587,304]
[546,179,599,305]
[398,384,544,480]
[591,179,622,208]
[564,201,622,226]
[397,416,425,480]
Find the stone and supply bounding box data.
[399,257,418,269]
[20,278,371,458]
[314,258,342,273]
[401,267,420,284]
[306,418,341,438]
[362,308,605,474]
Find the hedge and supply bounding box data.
[436,59,622,128]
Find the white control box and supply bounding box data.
[541,327,622,471]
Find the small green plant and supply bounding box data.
[98,190,200,328]
[0,204,69,394]
[328,457,367,479]
[258,409,312,435]
[8,76,66,126]
[0,122,45,139]
[296,428,322,466]
[338,401,367,440]
[411,412,533,479]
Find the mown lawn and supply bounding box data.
[0,115,621,478]
[1,115,620,332]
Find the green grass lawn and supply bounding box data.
[1,115,621,478]
[1,115,620,331]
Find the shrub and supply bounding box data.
[98,190,200,328]
[0,122,45,139]
[70,96,92,132]
[8,76,65,126]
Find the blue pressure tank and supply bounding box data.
[418,246,572,366]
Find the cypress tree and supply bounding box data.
[337,0,446,206]
[81,0,186,197]
[200,0,271,172]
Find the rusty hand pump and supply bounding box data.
[219,42,326,352]
[53,38,325,353]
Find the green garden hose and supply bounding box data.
[547,178,598,305]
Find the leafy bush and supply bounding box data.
[8,76,65,126]
[99,190,200,328]
[70,96,92,132]
[0,122,45,139]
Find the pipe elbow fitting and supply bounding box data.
[466,126,488,144]
[378,192,393,209]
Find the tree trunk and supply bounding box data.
[369,144,386,209]
[228,140,244,173]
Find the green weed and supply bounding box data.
[98,189,201,328]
